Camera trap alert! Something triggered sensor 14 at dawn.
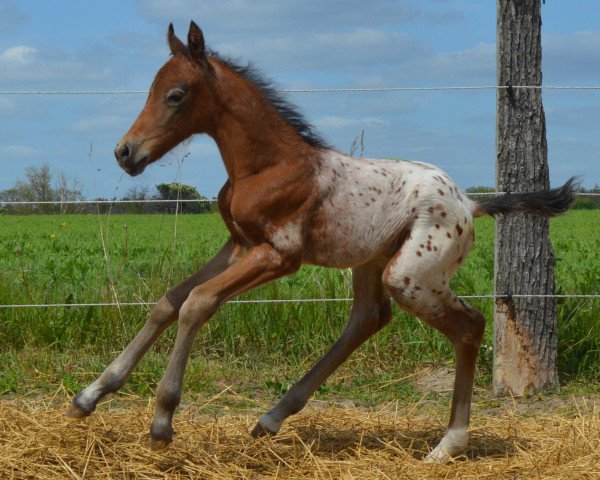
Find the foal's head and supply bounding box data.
[115,22,215,176]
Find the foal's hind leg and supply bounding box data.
[382,221,485,463]
[67,238,244,418]
[421,299,484,462]
[251,259,391,437]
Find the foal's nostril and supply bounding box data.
[115,143,131,163]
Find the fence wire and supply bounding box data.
[2,85,600,96]
[1,294,599,309]
[2,192,599,207]
[0,83,598,310]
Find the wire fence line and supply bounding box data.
[2,294,599,310]
[0,198,217,206]
[2,192,599,207]
[1,83,597,310]
[2,85,600,96]
[2,192,597,310]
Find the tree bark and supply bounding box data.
[494,0,559,396]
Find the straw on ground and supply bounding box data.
[1,395,599,479]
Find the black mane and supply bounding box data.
[208,51,330,149]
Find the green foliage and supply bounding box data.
[0,211,598,399]
[464,186,496,204]
[155,182,210,213]
[0,164,83,214]
[465,186,495,193]
[572,198,597,210]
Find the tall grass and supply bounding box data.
[0,211,598,397]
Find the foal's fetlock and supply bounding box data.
[250,413,283,438]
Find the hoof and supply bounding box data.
[250,421,276,438]
[424,448,452,464]
[150,438,172,451]
[65,401,93,420]
[424,428,468,463]
[251,413,282,438]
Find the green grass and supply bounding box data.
[0,211,599,401]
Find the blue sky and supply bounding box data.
[0,0,599,199]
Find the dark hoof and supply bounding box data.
[250,421,276,438]
[150,438,172,451]
[65,400,93,419]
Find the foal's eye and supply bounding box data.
[166,88,186,106]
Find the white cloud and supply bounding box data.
[135,0,439,32]
[374,29,600,86]
[134,0,461,75]
[392,42,496,85]
[370,29,600,87]
[543,30,600,82]
[316,115,390,129]
[217,29,429,73]
[0,145,39,158]
[0,45,36,65]
[0,43,113,88]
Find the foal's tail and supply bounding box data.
[472,177,579,218]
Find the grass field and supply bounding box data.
[0,210,599,403]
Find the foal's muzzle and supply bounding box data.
[114,141,149,176]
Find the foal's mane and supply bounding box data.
[208,51,330,149]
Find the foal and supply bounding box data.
[68,22,576,462]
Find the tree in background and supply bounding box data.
[573,185,600,210]
[154,182,211,214]
[465,185,495,204]
[0,164,83,214]
[122,185,151,214]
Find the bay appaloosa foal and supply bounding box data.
[68,22,576,462]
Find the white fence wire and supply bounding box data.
[2,85,600,95]
[1,83,598,309]
[2,192,599,207]
[1,294,600,310]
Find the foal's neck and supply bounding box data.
[208,62,318,183]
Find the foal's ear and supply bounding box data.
[187,21,208,68]
[167,23,185,56]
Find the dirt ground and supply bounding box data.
[1,391,599,479]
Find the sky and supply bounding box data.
[0,0,599,199]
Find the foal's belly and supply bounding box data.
[301,152,416,268]
[302,230,396,268]
[302,197,411,268]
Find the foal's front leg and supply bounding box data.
[67,238,244,419]
[149,243,299,449]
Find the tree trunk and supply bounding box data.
[494,0,559,396]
